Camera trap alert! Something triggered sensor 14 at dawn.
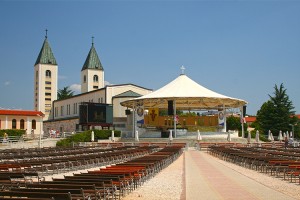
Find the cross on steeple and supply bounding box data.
[180,65,186,75]
[45,29,48,38]
[92,36,94,46]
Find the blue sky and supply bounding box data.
[0,0,299,115]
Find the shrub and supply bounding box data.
[56,129,121,147]
[0,129,25,137]
[259,134,268,142]
[56,138,72,147]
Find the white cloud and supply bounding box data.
[58,75,67,80]
[4,81,10,86]
[69,84,81,94]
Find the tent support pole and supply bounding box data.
[132,105,136,138]
[173,100,176,138]
[223,105,227,133]
[240,106,245,138]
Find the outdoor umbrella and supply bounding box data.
[197,130,202,141]
[135,131,139,142]
[278,130,283,141]
[255,130,260,143]
[247,131,251,143]
[290,131,293,138]
[268,130,272,141]
[227,132,231,142]
[270,131,274,141]
[111,130,115,142]
[169,130,173,142]
[91,131,94,142]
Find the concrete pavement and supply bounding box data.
[0,138,59,149]
[184,149,297,200]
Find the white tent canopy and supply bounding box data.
[121,74,247,109]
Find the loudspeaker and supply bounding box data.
[168,100,174,115]
[243,106,246,117]
[125,109,131,115]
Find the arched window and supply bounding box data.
[83,75,86,83]
[32,120,36,130]
[12,119,17,129]
[93,75,98,82]
[20,119,25,129]
[45,70,51,78]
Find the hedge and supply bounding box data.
[0,129,25,137]
[56,130,121,147]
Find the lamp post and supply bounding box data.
[37,114,43,148]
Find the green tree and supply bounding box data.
[256,83,298,137]
[226,115,241,131]
[57,86,74,100]
[226,115,247,137]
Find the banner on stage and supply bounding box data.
[136,106,144,126]
[218,111,224,126]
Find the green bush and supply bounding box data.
[238,129,268,142]
[259,134,268,142]
[250,130,268,142]
[161,131,175,138]
[56,130,121,147]
[56,138,72,147]
[0,129,25,137]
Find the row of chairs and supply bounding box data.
[208,145,300,184]
[0,146,158,176]
[0,144,185,200]
[0,146,137,161]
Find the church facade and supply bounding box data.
[34,35,152,134]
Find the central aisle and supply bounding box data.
[185,150,297,200]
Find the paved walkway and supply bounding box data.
[185,149,297,200]
[0,138,59,149]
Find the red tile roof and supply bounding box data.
[244,114,300,122]
[244,116,256,123]
[0,109,44,117]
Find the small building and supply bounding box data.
[0,109,44,135]
[244,116,256,127]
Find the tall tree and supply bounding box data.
[57,86,74,100]
[256,83,298,136]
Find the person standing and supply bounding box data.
[2,132,8,143]
[284,136,288,149]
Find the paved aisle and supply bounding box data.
[185,150,296,200]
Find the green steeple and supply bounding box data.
[35,36,57,66]
[81,42,104,71]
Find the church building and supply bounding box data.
[34,34,152,134]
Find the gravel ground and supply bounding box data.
[123,150,300,200]
[123,154,184,200]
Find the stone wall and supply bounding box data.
[43,118,78,134]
